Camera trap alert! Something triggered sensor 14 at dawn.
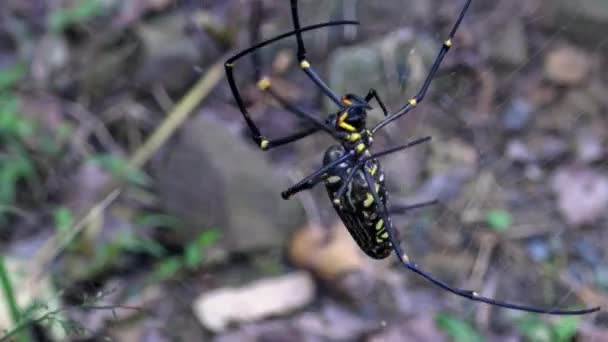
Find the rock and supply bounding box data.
[369,315,447,342]
[288,223,366,281]
[295,0,431,42]
[536,90,601,132]
[327,28,436,112]
[428,138,478,177]
[550,0,608,48]
[154,115,305,253]
[193,271,315,332]
[506,139,535,163]
[550,166,608,227]
[30,34,69,88]
[501,98,533,132]
[530,134,569,162]
[486,18,528,66]
[134,14,207,92]
[506,135,568,164]
[544,45,592,86]
[575,127,604,163]
[527,239,550,262]
[213,300,378,341]
[293,301,378,340]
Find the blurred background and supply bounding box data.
[1,0,607,341]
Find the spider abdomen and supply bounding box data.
[323,145,393,259]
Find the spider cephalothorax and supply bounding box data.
[224,0,599,315]
[336,94,371,132]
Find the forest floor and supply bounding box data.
[1,0,608,341]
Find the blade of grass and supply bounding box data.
[0,255,29,342]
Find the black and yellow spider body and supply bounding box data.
[318,94,391,259]
[224,0,599,315]
[324,145,391,259]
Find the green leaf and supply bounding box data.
[184,243,202,269]
[49,0,105,32]
[517,316,552,342]
[135,213,182,230]
[53,207,74,235]
[552,316,579,342]
[435,313,485,342]
[183,230,219,269]
[196,229,220,247]
[154,257,183,281]
[0,64,26,91]
[485,209,512,232]
[93,154,148,186]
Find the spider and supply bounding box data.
[225,0,599,315]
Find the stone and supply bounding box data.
[153,115,305,253]
[486,18,528,66]
[193,271,315,332]
[551,166,608,227]
[550,0,608,48]
[288,223,366,281]
[575,127,604,163]
[327,29,436,112]
[544,45,592,86]
[501,98,533,132]
[134,14,208,92]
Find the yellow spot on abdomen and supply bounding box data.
[369,164,378,175]
[257,77,271,90]
[408,98,418,106]
[444,39,453,47]
[348,133,361,142]
[364,193,374,207]
[327,176,341,183]
[375,219,384,230]
[300,60,311,68]
[356,143,366,154]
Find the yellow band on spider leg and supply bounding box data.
[300,60,311,68]
[356,143,366,153]
[260,139,270,150]
[257,77,271,90]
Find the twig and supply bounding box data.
[559,272,608,309]
[468,233,497,290]
[129,57,226,168]
[24,56,228,300]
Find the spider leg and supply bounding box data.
[290,0,344,106]
[365,89,389,116]
[366,136,432,160]
[260,126,321,150]
[362,169,599,315]
[249,1,343,144]
[265,86,347,141]
[372,0,472,134]
[389,200,438,215]
[225,20,359,149]
[282,150,355,199]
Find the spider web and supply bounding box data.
[226,0,607,336]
